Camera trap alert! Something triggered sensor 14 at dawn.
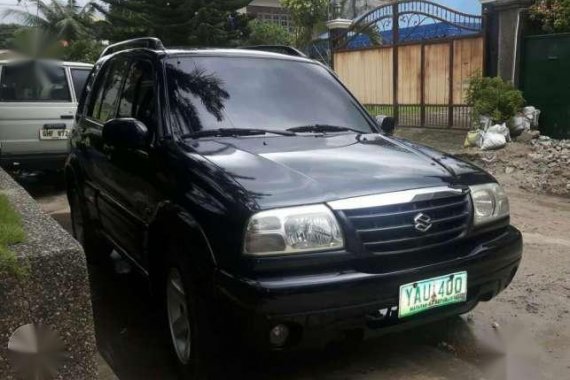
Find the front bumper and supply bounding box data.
[215,226,522,350]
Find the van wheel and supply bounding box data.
[165,265,211,379]
[68,184,111,265]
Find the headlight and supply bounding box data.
[244,204,344,256]
[469,183,509,226]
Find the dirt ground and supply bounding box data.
[23,129,570,380]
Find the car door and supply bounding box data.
[0,61,77,160]
[77,56,135,254]
[73,60,112,220]
[95,57,163,267]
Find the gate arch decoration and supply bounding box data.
[332,1,485,129]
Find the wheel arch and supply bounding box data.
[64,155,83,194]
[146,203,217,291]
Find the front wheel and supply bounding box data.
[167,268,193,365]
[68,184,112,264]
[165,266,212,379]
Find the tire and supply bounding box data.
[68,182,112,265]
[165,262,213,379]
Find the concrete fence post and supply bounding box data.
[480,0,533,85]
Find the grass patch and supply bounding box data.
[0,193,27,278]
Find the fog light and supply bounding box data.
[269,324,289,347]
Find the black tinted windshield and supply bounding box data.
[165,56,374,134]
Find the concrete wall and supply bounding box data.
[0,169,97,379]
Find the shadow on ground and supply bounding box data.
[8,170,66,198]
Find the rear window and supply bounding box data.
[70,68,91,99]
[0,61,71,102]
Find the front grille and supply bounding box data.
[341,191,471,255]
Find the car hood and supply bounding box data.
[184,133,486,210]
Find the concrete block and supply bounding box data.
[0,169,96,379]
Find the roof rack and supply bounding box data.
[241,45,306,58]
[100,37,165,58]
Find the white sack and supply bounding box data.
[480,132,507,151]
[487,123,511,142]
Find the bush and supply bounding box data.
[246,19,293,46]
[466,74,525,125]
[529,0,570,33]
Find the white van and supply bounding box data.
[0,59,93,171]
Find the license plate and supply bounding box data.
[398,271,467,318]
[39,129,70,140]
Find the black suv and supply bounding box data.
[67,38,522,377]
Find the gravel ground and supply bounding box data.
[21,144,570,379]
[460,139,570,198]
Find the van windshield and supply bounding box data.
[0,61,71,102]
[165,56,374,135]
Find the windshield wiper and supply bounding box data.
[182,128,296,139]
[286,124,364,134]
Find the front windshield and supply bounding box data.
[165,56,374,134]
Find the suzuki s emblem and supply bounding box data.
[414,213,432,232]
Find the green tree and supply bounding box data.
[94,0,251,46]
[8,26,102,62]
[2,0,96,41]
[1,0,102,61]
[0,24,20,49]
[246,19,293,46]
[529,0,570,33]
[61,39,104,62]
[281,0,329,48]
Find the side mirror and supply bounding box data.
[102,118,148,150]
[375,115,396,136]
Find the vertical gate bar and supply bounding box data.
[448,40,454,128]
[392,2,399,124]
[420,43,426,127]
[482,6,488,76]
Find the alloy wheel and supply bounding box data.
[166,268,192,365]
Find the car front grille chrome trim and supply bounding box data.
[329,186,472,257]
[327,186,467,211]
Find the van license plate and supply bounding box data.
[39,129,70,140]
[398,272,467,318]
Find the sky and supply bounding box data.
[0,0,482,25]
[438,0,481,14]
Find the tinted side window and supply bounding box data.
[0,61,71,102]
[70,68,91,99]
[87,58,129,123]
[86,64,110,119]
[118,61,156,131]
[77,66,98,117]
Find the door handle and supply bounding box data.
[60,115,74,120]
